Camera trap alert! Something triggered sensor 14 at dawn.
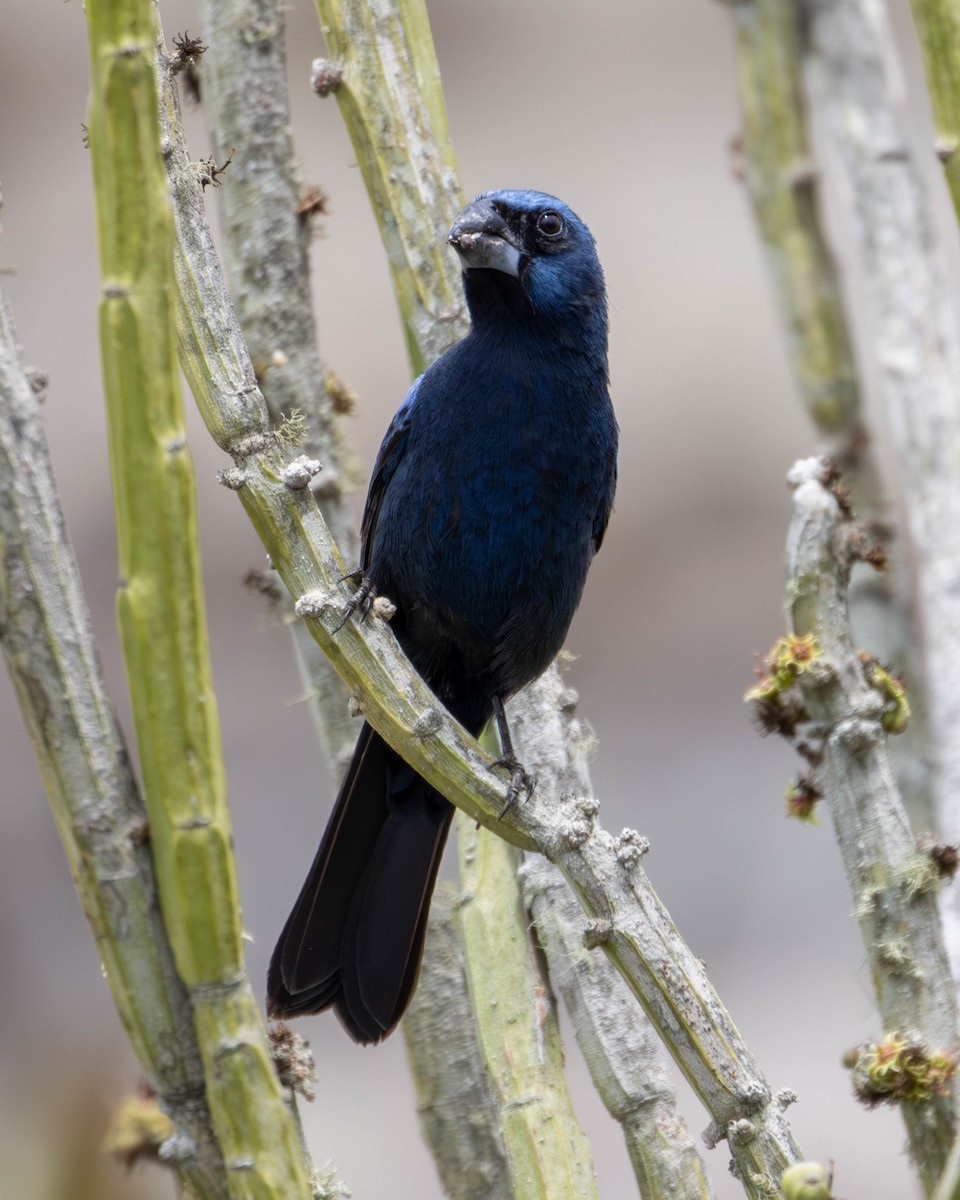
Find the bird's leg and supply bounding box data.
[490,695,536,817]
[333,570,378,632]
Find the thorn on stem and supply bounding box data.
[199,148,236,190]
[297,184,329,227]
[171,31,207,71]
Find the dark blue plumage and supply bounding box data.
[268,190,618,1042]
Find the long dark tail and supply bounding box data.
[267,722,454,1044]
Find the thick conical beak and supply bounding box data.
[447,200,522,276]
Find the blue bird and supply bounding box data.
[267,190,618,1043]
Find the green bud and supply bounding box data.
[780,1161,831,1200]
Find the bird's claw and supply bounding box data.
[333,573,377,633]
[490,754,536,818]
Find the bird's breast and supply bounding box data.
[367,335,614,705]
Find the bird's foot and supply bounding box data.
[333,571,377,632]
[490,754,536,818]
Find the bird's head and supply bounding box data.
[447,190,605,333]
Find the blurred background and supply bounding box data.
[2,0,952,1196]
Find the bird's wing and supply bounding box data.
[360,375,421,569]
[592,448,618,554]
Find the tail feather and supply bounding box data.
[267,722,453,1043]
[338,790,451,1035]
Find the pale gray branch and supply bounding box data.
[507,671,798,1196]
[510,670,716,1200]
[785,456,959,1189]
[0,279,228,1200]
[402,883,513,1200]
[798,0,960,983]
[196,0,359,779]
[726,0,936,831]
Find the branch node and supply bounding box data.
[412,707,443,738]
[311,58,344,97]
[736,1079,772,1112]
[615,827,649,870]
[582,919,613,949]
[228,431,273,459]
[158,1129,200,1165]
[917,835,960,883]
[701,1119,724,1150]
[831,715,881,754]
[728,1118,758,1145]
[25,366,48,398]
[282,455,322,490]
[557,686,579,711]
[294,589,335,620]
[371,595,397,621]
[559,795,598,848]
[268,1022,317,1102]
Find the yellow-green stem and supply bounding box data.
[731,0,862,446]
[86,0,238,994]
[458,811,600,1200]
[314,0,466,372]
[910,0,960,222]
[85,2,311,1195]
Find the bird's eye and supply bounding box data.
[536,210,563,238]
